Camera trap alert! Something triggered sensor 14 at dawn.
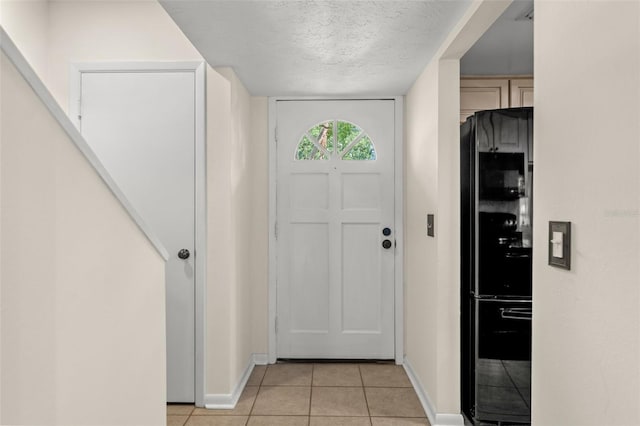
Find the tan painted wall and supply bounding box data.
[46,0,258,397]
[404,1,510,417]
[249,97,269,354]
[1,51,166,426]
[405,57,440,404]
[0,0,265,404]
[0,0,48,79]
[532,2,640,424]
[46,0,201,113]
[405,57,462,415]
[215,67,256,387]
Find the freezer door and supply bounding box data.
[474,299,531,424]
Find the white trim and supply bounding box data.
[68,60,207,406]
[267,96,405,362]
[0,26,169,261]
[203,353,266,409]
[268,97,278,364]
[393,96,405,364]
[253,353,269,365]
[193,62,207,408]
[404,357,465,426]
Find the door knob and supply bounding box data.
[382,239,392,249]
[382,227,392,236]
[178,249,190,259]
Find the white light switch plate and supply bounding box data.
[548,221,571,270]
[552,231,563,258]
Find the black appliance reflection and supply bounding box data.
[461,108,533,425]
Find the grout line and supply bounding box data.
[501,360,531,410]
[308,364,314,426]
[358,364,373,425]
[185,407,192,426]
[247,372,262,425]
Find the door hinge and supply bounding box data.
[77,97,82,126]
[274,126,278,144]
[275,317,279,334]
[274,222,278,240]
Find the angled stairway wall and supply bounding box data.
[0,0,269,415]
[1,41,166,425]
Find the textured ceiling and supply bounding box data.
[160,0,472,96]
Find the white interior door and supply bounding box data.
[276,100,395,358]
[79,71,195,402]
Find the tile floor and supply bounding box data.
[167,362,431,426]
[475,359,531,424]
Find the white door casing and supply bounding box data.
[71,64,205,403]
[276,100,396,359]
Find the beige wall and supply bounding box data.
[45,0,260,398]
[0,0,48,79]
[406,1,640,424]
[249,96,269,354]
[213,67,256,390]
[404,1,510,418]
[532,2,640,424]
[1,0,267,406]
[405,57,440,403]
[46,0,201,113]
[1,51,166,426]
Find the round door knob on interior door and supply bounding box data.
[178,249,190,260]
[382,227,392,236]
[382,239,392,249]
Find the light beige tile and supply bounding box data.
[371,418,430,426]
[313,364,362,387]
[359,364,411,387]
[247,365,268,386]
[252,386,311,415]
[365,388,426,418]
[192,386,259,416]
[185,416,248,426]
[311,416,372,426]
[247,416,309,426]
[167,404,195,415]
[262,363,313,386]
[311,387,369,417]
[167,416,189,426]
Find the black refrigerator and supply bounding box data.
[461,108,533,425]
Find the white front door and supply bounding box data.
[276,100,395,358]
[78,70,196,402]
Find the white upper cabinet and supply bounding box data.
[461,77,534,123]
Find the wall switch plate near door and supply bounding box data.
[549,221,571,269]
[427,214,435,237]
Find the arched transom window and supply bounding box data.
[295,120,377,161]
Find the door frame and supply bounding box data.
[267,96,405,364]
[69,62,207,406]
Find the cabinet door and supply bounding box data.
[476,110,528,153]
[510,79,534,107]
[493,111,529,153]
[460,79,509,123]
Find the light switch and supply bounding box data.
[551,231,563,258]
[548,221,571,270]
[427,214,434,237]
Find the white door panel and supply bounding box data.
[276,100,395,358]
[80,71,195,402]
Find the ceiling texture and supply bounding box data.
[160,0,472,96]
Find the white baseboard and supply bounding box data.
[203,353,268,409]
[253,353,268,365]
[403,356,465,426]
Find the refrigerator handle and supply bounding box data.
[500,307,532,321]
